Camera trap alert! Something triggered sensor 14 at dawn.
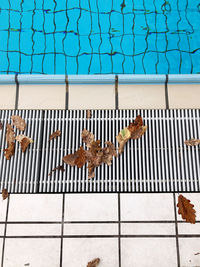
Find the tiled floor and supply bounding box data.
[0,79,200,266]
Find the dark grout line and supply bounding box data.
[15,74,19,110]
[173,193,181,267]
[165,74,169,110]
[60,194,65,267]
[115,75,119,110]
[65,75,69,110]
[1,196,10,267]
[118,193,121,267]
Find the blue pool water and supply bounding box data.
[0,0,200,74]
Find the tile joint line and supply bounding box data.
[65,75,69,110]
[165,74,169,110]
[15,74,19,110]
[115,75,119,110]
[1,196,10,267]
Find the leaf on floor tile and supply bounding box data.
[177,194,196,224]
[16,135,33,152]
[2,189,8,200]
[63,146,87,168]
[87,110,91,119]
[81,129,94,148]
[49,130,61,141]
[6,124,15,145]
[194,252,200,256]
[116,115,147,154]
[4,142,15,160]
[0,121,2,130]
[48,165,65,176]
[184,139,200,146]
[87,258,100,267]
[11,115,26,131]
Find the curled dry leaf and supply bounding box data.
[4,142,15,160]
[87,110,91,119]
[177,194,196,224]
[116,115,147,154]
[0,121,2,130]
[102,141,117,166]
[82,129,94,148]
[11,115,26,131]
[49,130,61,141]
[6,124,15,145]
[16,135,33,153]
[63,146,87,168]
[184,139,200,146]
[48,165,65,176]
[87,258,100,267]
[2,189,8,200]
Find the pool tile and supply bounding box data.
[64,194,118,221]
[8,194,62,222]
[120,193,174,221]
[121,238,177,267]
[62,238,118,267]
[64,223,118,236]
[68,84,115,109]
[4,238,60,267]
[18,84,66,109]
[168,84,200,109]
[179,238,200,267]
[118,84,166,109]
[0,85,16,109]
[121,223,175,235]
[6,223,61,236]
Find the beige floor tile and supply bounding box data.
[18,84,66,109]
[0,85,16,109]
[68,84,115,109]
[179,238,200,267]
[118,84,165,109]
[121,223,175,235]
[168,84,200,109]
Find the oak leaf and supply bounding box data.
[6,124,15,145]
[82,129,94,148]
[2,189,8,200]
[87,258,100,267]
[184,139,200,146]
[49,130,61,141]
[48,165,65,176]
[4,142,15,160]
[63,147,87,168]
[177,194,196,224]
[16,135,33,152]
[102,141,117,166]
[11,115,26,131]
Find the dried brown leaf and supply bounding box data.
[184,139,200,146]
[102,141,117,166]
[48,165,65,176]
[82,129,94,148]
[6,124,15,145]
[116,127,131,154]
[87,110,91,119]
[49,130,61,141]
[4,142,15,160]
[63,147,87,168]
[2,189,8,200]
[194,252,200,256]
[11,115,26,131]
[16,135,33,152]
[0,121,2,130]
[177,194,196,224]
[87,258,100,267]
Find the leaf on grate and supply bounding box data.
[184,139,200,146]
[63,146,87,168]
[4,142,15,160]
[87,258,100,267]
[2,189,8,200]
[11,115,26,131]
[48,165,65,176]
[49,130,61,141]
[87,110,91,119]
[102,141,117,166]
[16,135,33,152]
[116,127,131,154]
[6,124,15,145]
[82,129,94,148]
[0,121,2,130]
[177,194,196,224]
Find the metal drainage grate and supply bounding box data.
[0,109,200,193]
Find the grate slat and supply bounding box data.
[0,109,199,193]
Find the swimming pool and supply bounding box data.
[0,0,200,75]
